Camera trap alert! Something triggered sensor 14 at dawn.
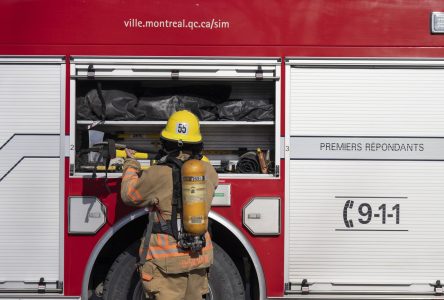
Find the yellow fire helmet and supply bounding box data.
[160,110,202,144]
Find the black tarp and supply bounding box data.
[77,89,142,121]
[77,86,274,122]
[137,95,218,121]
[217,99,274,121]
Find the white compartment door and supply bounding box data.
[0,58,64,291]
[286,60,444,295]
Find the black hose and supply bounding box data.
[236,152,260,173]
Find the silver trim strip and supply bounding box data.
[0,56,65,63]
[71,56,281,65]
[59,63,66,287]
[72,75,280,80]
[285,58,444,68]
[284,64,292,285]
[280,137,285,159]
[274,64,282,177]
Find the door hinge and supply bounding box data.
[87,64,95,79]
[301,279,309,294]
[284,282,292,292]
[38,277,46,293]
[255,66,263,80]
[171,69,179,80]
[56,280,64,292]
[435,280,443,296]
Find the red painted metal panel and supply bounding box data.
[63,177,284,296]
[2,0,444,47]
[64,171,285,296]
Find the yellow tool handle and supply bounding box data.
[95,165,150,171]
[96,165,117,171]
[116,149,149,159]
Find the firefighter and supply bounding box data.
[121,110,219,300]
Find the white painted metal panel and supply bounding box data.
[0,65,61,145]
[286,61,444,294]
[289,67,444,136]
[288,161,444,292]
[0,63,62,283]
[0,159,60,281]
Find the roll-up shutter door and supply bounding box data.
[0,57,64,292]
[286,60,444,295]
[72,57,278,80]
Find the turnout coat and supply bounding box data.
[121,153,218,274]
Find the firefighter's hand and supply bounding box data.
[125,148,136,159]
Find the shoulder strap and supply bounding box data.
[157,155,184,240]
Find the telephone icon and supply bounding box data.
[343,200,354,228]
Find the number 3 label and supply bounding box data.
[176,123,189,134]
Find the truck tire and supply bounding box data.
[208,242,245,300]
[103,240,246,300]
[102,240,144,300]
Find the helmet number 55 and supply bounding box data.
[176,123,189,134]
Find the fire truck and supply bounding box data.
[2,1,444,299]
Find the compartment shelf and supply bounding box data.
[77,120,275,132]
[74,172,274,179]
[77,120,274,126]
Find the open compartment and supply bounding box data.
[70,57,281,178]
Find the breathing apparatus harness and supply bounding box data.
[139,150,207,266]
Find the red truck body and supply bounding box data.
[1,1,444,299]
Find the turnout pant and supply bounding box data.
[140,261,209,300]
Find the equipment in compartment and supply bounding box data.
[76,82,275,122]
[217,100,274,121]
[76,128,275,175]
[76,132,157,173]
[77,88,141,121]
[74,79,277,175]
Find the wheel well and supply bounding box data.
[209,219,260,300]
[87,214,260,300]
[88,215,145,299]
